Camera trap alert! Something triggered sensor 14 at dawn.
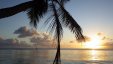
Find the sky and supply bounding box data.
[0,0,113,48]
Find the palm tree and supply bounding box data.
[0,0,85,64]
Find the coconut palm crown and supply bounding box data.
[27,0,85,40]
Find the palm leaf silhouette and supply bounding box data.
[27,0,48,28]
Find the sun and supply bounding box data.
[84,35,102,49]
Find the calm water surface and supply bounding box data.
[0,49,113,64]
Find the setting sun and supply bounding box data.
[84,35,102,49]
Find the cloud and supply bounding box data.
[101,42,113,49]
[30,33,54,48]
[0,33,54,48]
[14,26,39,38]
[0,37,30,48]
[97,32,103,36]
[102,36,106,40]
[2,26,57,48]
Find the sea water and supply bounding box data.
[0,49,113,64]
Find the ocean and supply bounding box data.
[0,49,113,64]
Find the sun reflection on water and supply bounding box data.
[90,50,98,60]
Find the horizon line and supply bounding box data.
[0,48,113,50]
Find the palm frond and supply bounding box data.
[54,0,70,5]
[55,1,85,42]
[61,9,85,42]
[27,0,48,28]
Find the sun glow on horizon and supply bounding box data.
[84,35,102,49]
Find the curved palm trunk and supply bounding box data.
[52,2,62,64]
[0,1,32,19]
[53,38,61,64]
